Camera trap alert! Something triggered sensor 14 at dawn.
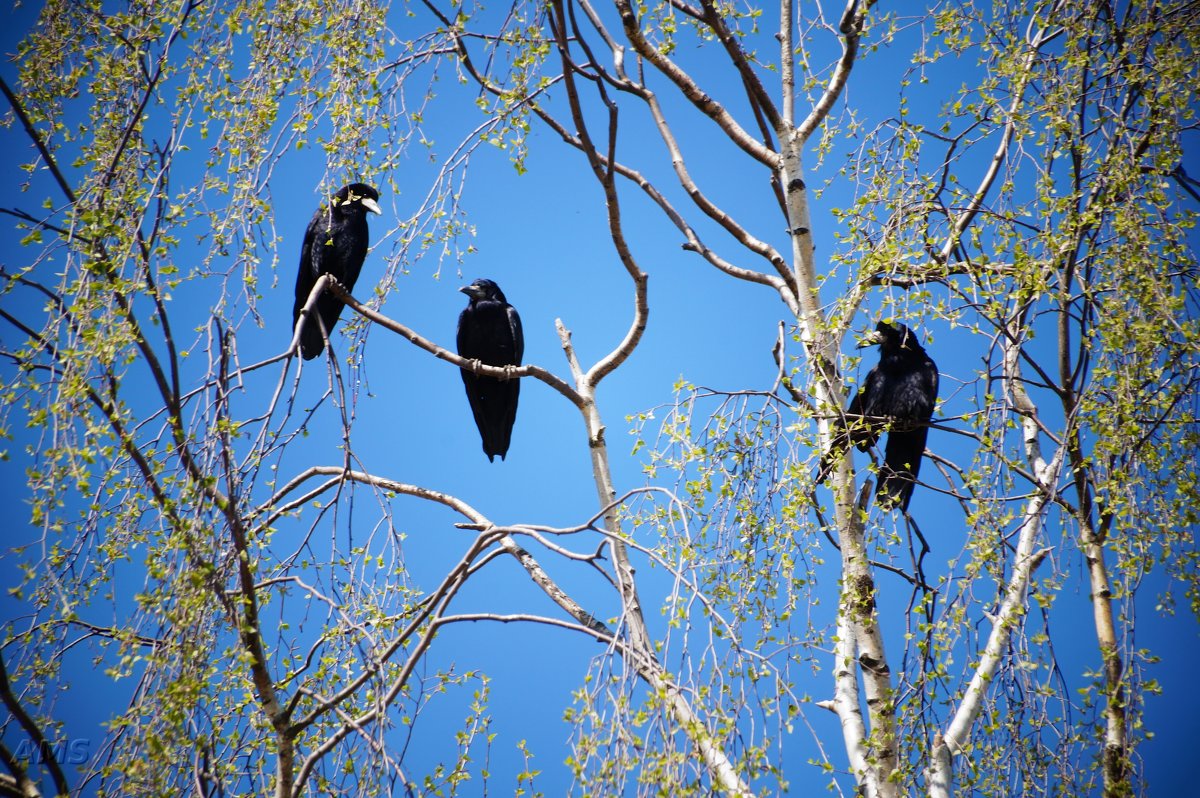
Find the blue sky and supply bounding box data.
[1,1,1197,795]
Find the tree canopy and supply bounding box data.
[0,0,1197,796]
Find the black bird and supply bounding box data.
[817,321,939,511]
[457,279,524,462]
[453,278,525,460]
[291,183,382,360]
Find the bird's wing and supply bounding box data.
[877,357,938,510]
[849,366,885,451]
[456,307,475,359]
[846,382,866,417]
[293,212,332,359]
[816,369,874,483]
[292,214,321,326]
[924,361,939,410]
[310,213,364,342]
[507,305,524,364]
[457,306,496,458]
[336,216,371,292]
[498,306,522,459]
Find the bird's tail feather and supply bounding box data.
[876,469,915,512]
[298,320,325,360]
[876,424,929,511]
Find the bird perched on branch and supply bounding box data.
[817,321,939,511]
[292,183,382,360]
[457,279,524,462]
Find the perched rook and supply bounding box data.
[817,321,939,511]
[292,183,382,360]
[457,279,524,462]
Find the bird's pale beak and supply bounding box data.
[361,198,383,215]
[459,284,483,298]
[857,329,884,348]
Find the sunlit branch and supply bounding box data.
[0,76,77,204]
[134,148,183,407]
[0,206,84,243]
[937,22,1059,263]
[638,82,798,300]
[497,487,779,666]
[927,320,1066,796]
[0,652,68,797]
[323,277,582,405]
[548,1,648,390]
[0,308,231,605]
[295,466,612,636]
[540,101,790,294]
[0,749,38,798]
[292,525,500,794]
[611,0,778,168]
[430,0,790,300]
[435,612,615,641]
[794,0,875,145]
[570,0,790,295]
[827,612,876,796]
[9,210,288,790]
[697,0,782,131]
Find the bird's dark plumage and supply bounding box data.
[817,321,939,511]
[292,183,382,360]
[457,279,523,462]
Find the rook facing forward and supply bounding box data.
[817,321,939,511]
[292,183,382,360]
[457,279,524,462]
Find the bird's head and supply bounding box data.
[459,278,506,303]
[859,320,921,354]
[332,183,383,216]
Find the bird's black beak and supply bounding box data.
[459,284,484,299]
